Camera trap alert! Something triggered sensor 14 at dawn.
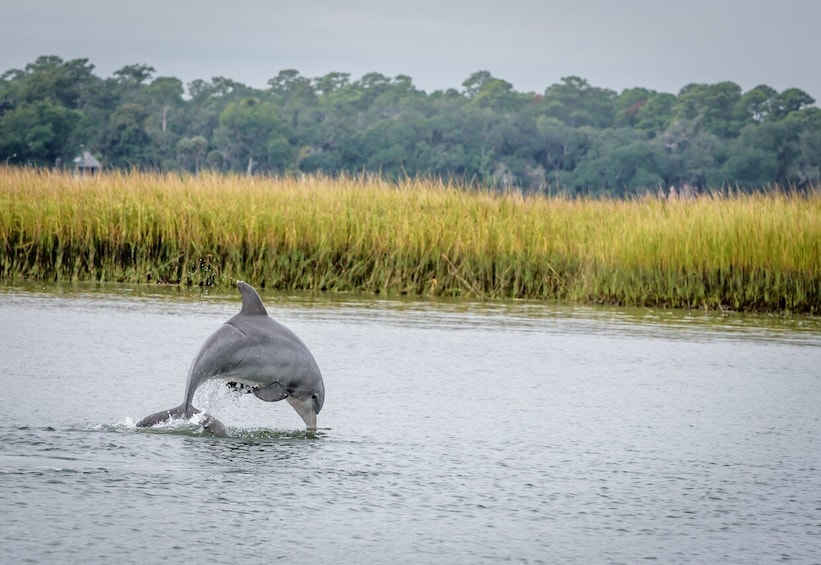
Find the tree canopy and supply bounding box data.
[2,55,819,194]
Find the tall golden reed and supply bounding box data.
[1,167,818,312]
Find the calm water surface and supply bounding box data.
[1,283,819,563]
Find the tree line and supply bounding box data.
[2,55,820,195]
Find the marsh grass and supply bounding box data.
[1,168,818,313]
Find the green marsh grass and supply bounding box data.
[1,168,819,313]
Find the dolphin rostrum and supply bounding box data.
[137,281,325,435]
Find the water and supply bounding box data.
[1,283,819,564]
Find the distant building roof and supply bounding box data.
[73,151,101,169]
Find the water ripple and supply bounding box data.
[0,287,819,563]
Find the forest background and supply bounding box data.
[2,55,820,195]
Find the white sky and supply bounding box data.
[2,0,820,102]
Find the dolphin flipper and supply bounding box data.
[253,383,289,402]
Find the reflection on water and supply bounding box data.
[0,282,819,563]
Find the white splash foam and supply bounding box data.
[192,380,300,431]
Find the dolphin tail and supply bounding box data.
[136,404,186,428]
[136,404,228,436]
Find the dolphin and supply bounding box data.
[137,281,325,435]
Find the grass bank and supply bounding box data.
[1,168,818,313]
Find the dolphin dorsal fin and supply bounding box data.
[237,281,268,316]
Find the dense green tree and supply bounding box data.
[176,135,208,173]
[735,84,777,123]
[142,77,185,168]
[570,128,666,195]
[462,71,524,113]
[214,97,294,174]
[720,143,779,188]
[792,126,821,187]
[773,107,821,182]
[669,128,724,188]
[267,69,318,138]
[770,88,815,120]
[0,56,101,164]
[674,82,743,138]
[313,72,351,97]
[533,115,587,175]
[0,101,82,165]
[146,77,184,134]
[1,55,820,193]
[462,71,496,98]
[614,87,654,128]
[184,76,252,146]
[100,102,152,168]
[113,64,155,89]
[542,76,616,128]
[413,92,471,178]
[2,56,99,110]
[633,92,676,136]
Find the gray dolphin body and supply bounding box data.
[137,281,325,435]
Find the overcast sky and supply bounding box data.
[3,0,820,102]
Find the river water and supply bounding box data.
[0,283,819,563]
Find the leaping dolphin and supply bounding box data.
[137,281,325,435]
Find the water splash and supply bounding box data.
[94,389,322,439]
